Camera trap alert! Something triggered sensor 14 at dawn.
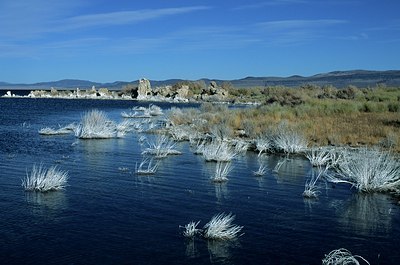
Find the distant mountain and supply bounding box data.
[228,70,400,88]
[1,70,399,90]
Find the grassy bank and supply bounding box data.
[168,86,400,151]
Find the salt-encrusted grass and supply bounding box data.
[142,134,181,158]
[180,221,202,238]
[322,248,370,265]
[253,163,268,176]
[39,122,77,135]
[203,212,243,240]
[233,139,250,154]
[328,148,400,192]
[202,140,237,162]
[273,125,308,154]
[169,125,192,141]
[305,147,334,167]
[148,104,163,116]
[212,162,232,183]
[75,109,116,139]
[255,136,272,156]
[22,164,68,192]
[135,157,160,175]
[303,166,328,199]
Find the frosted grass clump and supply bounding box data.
[322,248,370,265]
[305,147,334,167]
[212,162,232,183]
[75,109,123,139]
[273,123,307,154]
[39,122,77,135]
[255,136,272,156]
[303,166,328,199]
[329,148,400,192]
[202,140,237,162]
[22,164,68,192]
[233,139,250,154]
[148,104,163,116]
[180,221,202,238]
[142,134,181,158]
[169,125,192,141]
[203,213,243,240]
[135,157,160,175]
[253,163,268,176]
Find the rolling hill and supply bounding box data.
[1,70,399,90]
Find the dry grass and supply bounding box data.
[167,87,400,152]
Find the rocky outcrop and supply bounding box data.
[138,78,152,99]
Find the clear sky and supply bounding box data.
[1,0,399,83]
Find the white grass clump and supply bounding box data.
[203,213,243,240]
[75,109,121,139]
[212,162,232,183]
[202,140,237,162]
[233,139,250,154]
[180,221,202,238]
[305,147,334,167]
[253,163,268,176]
[135,157,160,175]
[322,248,370,265]
[142,134,181,158]
[39,122,77,135]
[148,104,163,116]
[255,136,272,156]
[303,166,328,198]
[169,125,192,141]
[22,164,68,192]
[273,123,308,154]
[329,148,400,192]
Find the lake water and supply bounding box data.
[0,98,399,264]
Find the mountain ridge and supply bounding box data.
[1,70,400,89]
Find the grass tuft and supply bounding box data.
[22,164,68,192]
[203,212,243,240]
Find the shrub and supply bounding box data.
[22,164,68,192]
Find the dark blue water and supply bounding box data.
[0,98,399,264]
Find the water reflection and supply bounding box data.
[337,193,393,236]
[184,239,200,258]
[214,183,229,203]
[207,239,240,264]
[25,191,67,216]
[272,156,308,184]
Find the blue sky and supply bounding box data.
[1,0,399,83]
